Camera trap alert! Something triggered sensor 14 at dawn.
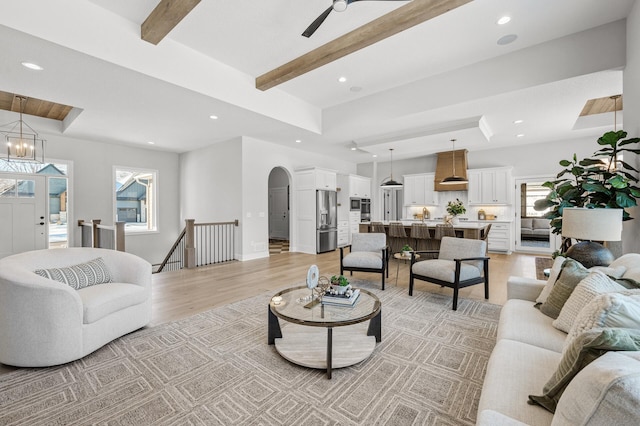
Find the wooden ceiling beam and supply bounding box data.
[141,0,201,45]
[256,0,473,91]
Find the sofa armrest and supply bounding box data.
[507,276,546,301]
[477,410,530,426]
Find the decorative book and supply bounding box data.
[322,289,360,306]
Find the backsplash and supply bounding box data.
[404,190,513,221]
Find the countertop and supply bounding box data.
[360,220,503,230]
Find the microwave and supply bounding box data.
[350,198,361,211]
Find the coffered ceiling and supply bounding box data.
[0,0,635,162]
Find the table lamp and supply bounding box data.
[561,207,622,268]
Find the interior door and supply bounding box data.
[269,187,289,240]
[0,174,47,259]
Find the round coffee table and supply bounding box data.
[268,285,381,379]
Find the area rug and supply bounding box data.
[0,281,501,425]
[535,257,554,281]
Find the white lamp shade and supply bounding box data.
[561,208,622,241]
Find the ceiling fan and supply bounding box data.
[302,0,409,38]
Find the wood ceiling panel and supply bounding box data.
[0,91,73,121]
[256,0,473,91]
[141,0,201,45]
[580,94,623,116]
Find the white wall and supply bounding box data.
[624,1,640,253]
[180,136,357,260]
[45,134,181,264]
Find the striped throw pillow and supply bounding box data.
[34,257,112,290]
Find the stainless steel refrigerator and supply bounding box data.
[316,189,337,253]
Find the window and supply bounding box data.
[114,167,157,232]
[521,183,551,217]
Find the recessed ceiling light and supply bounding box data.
[21,61,43,71]
[497,16,511,25]
[295,139,302,143]
[513,119,524,124]
[209,115,218,120]
[338,76,347,83]
[350,86,362,92]
[372,154,377,158]
[516,134,525,138]
[497,34,518,45]
[147,141,155,145]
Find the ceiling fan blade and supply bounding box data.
[302,5,334,38]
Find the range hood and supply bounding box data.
[434,149,468,191]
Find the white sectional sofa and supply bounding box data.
[477,253,640,425]
[0,248,152,367]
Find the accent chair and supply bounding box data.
[340,233,389,290]
[409,236,490,310]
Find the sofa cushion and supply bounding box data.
[478,339,558,426]
[609,253,640,283]
[34,257,112,290]
[552,350,640,426]
[78,282,148,324]
[536,256,566,305]
[539,259,589,319]
[532,218,550,230]
[564,291,640,352]
[553,271,626,333]
[521,218,533,230]
[498,299,567,353]
[528,328,640,413]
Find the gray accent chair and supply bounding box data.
[340,233,389,290]
[409,237,490,310]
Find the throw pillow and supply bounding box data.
[528,327,640,413]
[552,270,626,333]
[34,257,112,290]
[590,265,626,279]
[539,259,589,319]
[564,291,640,351]
[535,256,566,305]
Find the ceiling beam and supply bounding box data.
[256,0,473,91]
[141,0,201,45]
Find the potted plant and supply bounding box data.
[534,130,640,253]
[329,275,350,294]
[446,198,466,224]
[401,244,413,257]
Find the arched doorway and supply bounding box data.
[268,167,290,253]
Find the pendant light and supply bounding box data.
[1,95,46,163]
[380,148,403,188]
[441,139,468,185]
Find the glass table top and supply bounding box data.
[270,285,380,327]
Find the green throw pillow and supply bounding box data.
[539,259,589,319]
[528,327,640,413]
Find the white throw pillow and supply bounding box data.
[553,271,626,333]
[564,290,640,352]
[536,256,566,304]
[589,265,626,279]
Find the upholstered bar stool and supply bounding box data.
[388,222,408,254]
[370,222,386,234]
[410,223,432,252]
[434,223,456,240]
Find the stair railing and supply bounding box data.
[77,220,125,251]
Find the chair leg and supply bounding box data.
[452,287,459,311]
[409,275,414,296]
[484,278,489,300]
[381,270,385,291]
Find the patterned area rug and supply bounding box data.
[535,257,554,281]
[0,280,501,425]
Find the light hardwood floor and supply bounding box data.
[0,250,545,375]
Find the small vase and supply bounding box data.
[451,216,459,225]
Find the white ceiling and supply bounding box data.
[0,0,635,162]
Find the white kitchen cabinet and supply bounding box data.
[467,167,512,205]
[403,174,438,206]
[487,222,511,252]
[348,175,371,198]
[316,169,337,190]
[349,211,361,244]
[338,220,349,247]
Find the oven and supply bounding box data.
[360,198,371,221]
[350,198,361,211]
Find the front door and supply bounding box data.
[0,174,47,259]
[269,187,289,240]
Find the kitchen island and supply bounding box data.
[359,220,492,240]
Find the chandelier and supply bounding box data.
[1,96,46,163]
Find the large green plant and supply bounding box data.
[534,130,640,236]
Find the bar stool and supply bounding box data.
[388,222,408,254]
[370,222,386,234]
[481,223,492,254]
[410,223,432,251]
[434,223,456,240]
